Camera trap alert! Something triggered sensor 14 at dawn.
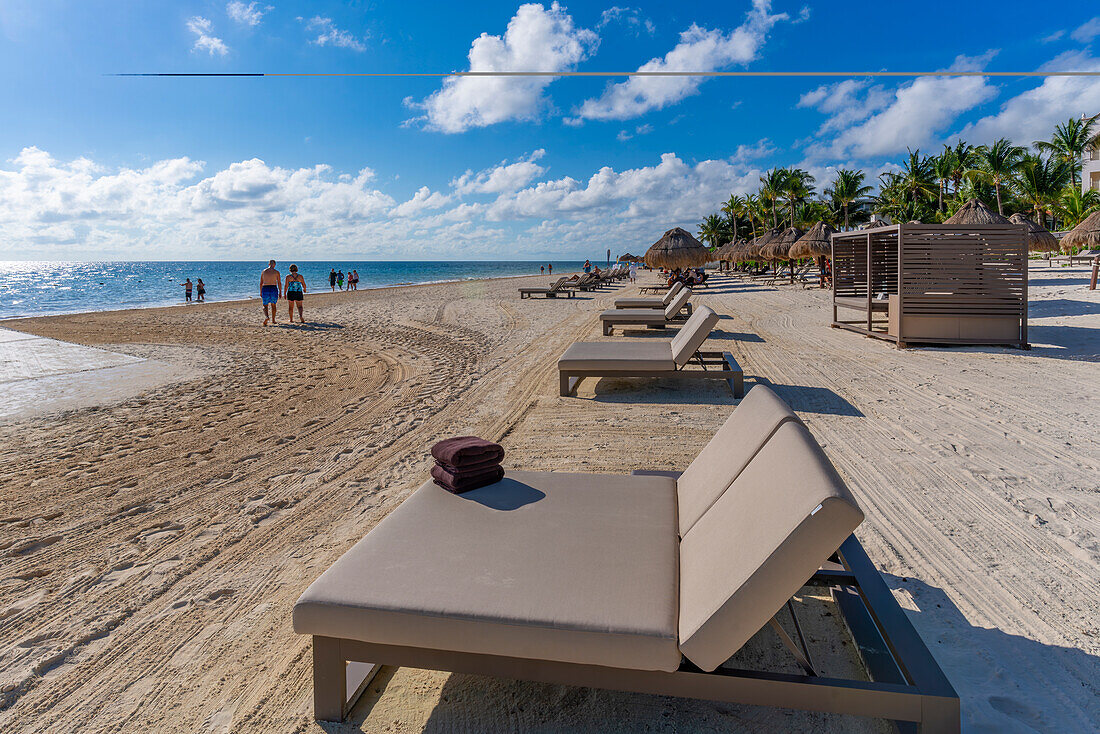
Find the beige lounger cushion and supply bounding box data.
[598,308,667,324]
[558,341,676,371]
[669,306,720,366]
[293,470,682,672]
[677,421,864,671]
[662,288,692,319]
[662,281,684,304]
[675,385,801,536]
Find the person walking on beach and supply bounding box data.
[583,259,591,274]
[628,262,637,283]
[548,263,552,275]
[181,278,193,302]
[540,265,545,275]
[196,278,205,302]
[285,264,306,323]
[337,270,344,290]
[329,268,337,292]
[351,269,359,290]
[260,260,282,326]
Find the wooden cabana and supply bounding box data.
[830,223,1028,349]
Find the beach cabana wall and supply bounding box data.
[831,223,1028,349]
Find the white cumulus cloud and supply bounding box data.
[408,2,598,133]
[187,16,229,56]
[451,150,547,194]
[227,2,271,27]
[304,16,366,51]
[1071,17,1100,44]
[572,0,786,122]
[390,186,453,217]
[800,52,1000,159]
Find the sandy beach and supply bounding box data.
[0,265,1097,732]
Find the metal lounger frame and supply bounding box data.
[308,534,959,732]
[559,350,744,398]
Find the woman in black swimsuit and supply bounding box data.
[285,265,307,323]
[196,279,205,302]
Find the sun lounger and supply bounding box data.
[613,281,692,316]
[519,277,576,299]
[558,306,743,397]
[1051,248,1100,266]
[293,385,959,731]
[599,288,693,335]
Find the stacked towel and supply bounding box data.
[430,436,505,493]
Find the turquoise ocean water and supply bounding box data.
[0,261,589,319]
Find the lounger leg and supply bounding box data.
[603,322,612,336]
[313,636,347,721]
[312,636,382,722]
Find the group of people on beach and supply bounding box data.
[259,260,307,326]
[181,278,205,302]
[328,268,359,291]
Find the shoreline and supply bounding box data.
[0,269,578,326]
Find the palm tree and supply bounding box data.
[743,194,761,239]
[898,149,938,207]
[1035,114,1100,190]
[697,213,725,249]
[975,138,1026,214]
[782,168,816,227]
[946,140,979,197]
[721,194,746,240]
[1015,153,1071,229]
[932,147,955,213]
[824,169,871,229]
[759,168,788,228]
[1056,188,1100,229]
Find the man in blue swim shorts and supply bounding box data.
[260,259,282,326]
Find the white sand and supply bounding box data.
[0,263,1096,732]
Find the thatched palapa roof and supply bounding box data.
[860,219,890,230]
[744,227,781,259]
[944,198,1011,225]
[788,221,837,259]
[1059,210,1100,252]
[713,240,742,262]
[644,227,711,269]
[761,226,803,260]
[1007,213,1059,253]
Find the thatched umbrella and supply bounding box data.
[788,221,837,259]
[944,198,1010,225]
[1059,210,1100,253]
[617,252,637,262]
[1007,213,1059,253]
[745,228,780,260]
[761,226,803,261]
[712,240,738,262]
[644,227,710,270]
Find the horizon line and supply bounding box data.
[109,70,1100,78]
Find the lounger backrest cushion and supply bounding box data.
[549,277,567,290]
[675,385,800,536]
[663,288,692,320]
[677,421,864,672]
[669,306,719,367]
[661,281,684,305]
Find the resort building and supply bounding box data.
[1083,141,1100,193]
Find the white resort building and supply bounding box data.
[1083,142,1100,193]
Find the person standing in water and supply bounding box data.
[260,260,282,326]
[351,269,359,290]
[337,270,344,290]
[285,264,306,323]
[182,278,192,302]
[548,263,552,275]
[329,268,337,292]
[196,278,206,302]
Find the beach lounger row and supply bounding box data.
[613,280,692,315]
[518,276,576,299]
[558,306,744,397]
[293,385,960,731]
[600,287,692,335]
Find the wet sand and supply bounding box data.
[0,265,1097,732]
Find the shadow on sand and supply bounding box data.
[752,380,864,416]
[331,573,1099,733]
[275,321,344,332]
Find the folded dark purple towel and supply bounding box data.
[434,456,502,475]
[431,464,505,494]
[431,436,505,467]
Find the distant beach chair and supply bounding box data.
[599,288,693,335]
[1051,248,1100,266]
[613,281,692,315]
[557,306,743,397]
[293,385,959,731]
[519,277,576,299]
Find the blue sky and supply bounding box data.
[1,1,1099,260]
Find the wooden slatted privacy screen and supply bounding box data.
[831,224,1028,349]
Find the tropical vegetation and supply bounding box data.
[698,115,1100,252]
